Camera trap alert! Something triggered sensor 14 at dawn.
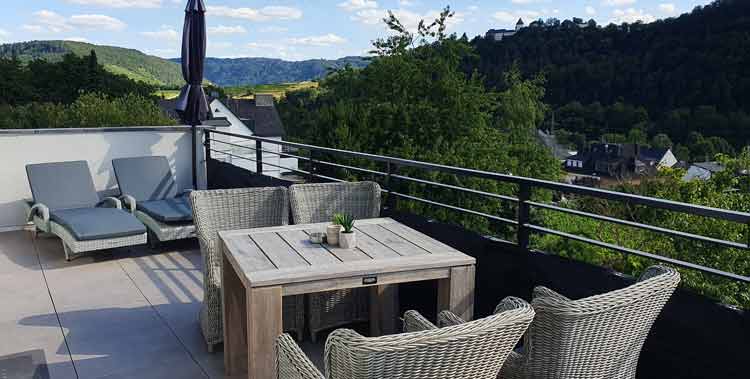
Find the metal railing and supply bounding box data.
[205,129,750,283]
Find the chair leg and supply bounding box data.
[207,342,216,353]
[62,242,71,261]
[147,231,160,250]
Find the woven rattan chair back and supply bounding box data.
[190,187,303,350]
[322,301,535,379]
[509,265,681,379]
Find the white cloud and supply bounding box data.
[0,28,9,42]
[25,10,126,33]
[207,5,302,21]
[399,0,416,6]
[338,0,378,12]
[70,14,127,31]
[658,3,676,15]
[289,33,347,47]
[510,0,543,4]
[34,10,74,33]
[208,41,233,49]
[64,36,89,42]
[208,25,247,35]
[493,9,552,25]
[140,27,179,41]
[602,0,637,6]
[259,26,289,33]
[585,6,597,15]
[611,8,655,23]
[66,0,162,8]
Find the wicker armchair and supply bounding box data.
[490,265,680,379]
[289,181,381,342]
[276,298,535,379]
[190,188,305,352]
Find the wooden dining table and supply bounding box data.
[219,217,476,379]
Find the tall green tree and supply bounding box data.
[280,7,560,234]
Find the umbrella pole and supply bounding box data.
[192,123,198,189]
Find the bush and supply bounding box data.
[0,93,176,129]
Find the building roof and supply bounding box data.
[517,18,525,25]
[219,96,285,137]
[638,147,669,163]
[693,161,725,173]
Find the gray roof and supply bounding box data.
[220,98,286,137]
[693,161,724,173]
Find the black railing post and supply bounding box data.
[204,130,211,162]
[308,150,317,182]
[256,140,263,175]
[384,162,397,213]
[517,183,531,250]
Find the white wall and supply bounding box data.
[209,99,298,177]
[0,126,208,230]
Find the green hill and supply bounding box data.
[171,56,370,87]
[0,40,370,88]
[0,40,184,87]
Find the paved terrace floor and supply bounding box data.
[0,231,325,379]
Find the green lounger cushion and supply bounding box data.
[50,208,147,241]
[137,197,193,223]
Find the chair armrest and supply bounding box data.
[532,286,571,302]
[494,296,533,314]
[180,189,194,197]
[120,195,137,213]
[402,310,438,332]
[27,203,50,223]
[98,197,122,210]
[437,310,466,327]
[276,334,324,379]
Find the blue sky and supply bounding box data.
[0,0,711,60]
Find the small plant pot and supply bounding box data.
[339,231,356,249]
[326,224,343,246]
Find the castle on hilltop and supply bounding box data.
[486,18,525,41]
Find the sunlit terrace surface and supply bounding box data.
[0,127,747,379]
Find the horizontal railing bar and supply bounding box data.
[310,172,346,183]
[390,191,518,225]
[528,201,749,250]
[391,173,519,203]
[313,160,389,176]
[527,224,750,283]
[209,139,311,162]
[208,129,750,223]
[209,149,310,176]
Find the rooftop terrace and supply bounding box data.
[0,126,748,379]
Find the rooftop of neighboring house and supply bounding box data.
[219,95,286,138]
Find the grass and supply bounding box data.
[224,81,318,100]
[155,90,181,99]
[154,81,318,100]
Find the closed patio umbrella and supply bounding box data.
[175,0,208,189]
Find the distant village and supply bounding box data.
[537,130,725,187]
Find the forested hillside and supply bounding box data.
[0,41,184,87]
[178,56,370,87]
[472,0,750,160]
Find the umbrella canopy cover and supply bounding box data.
[175,0,208,125]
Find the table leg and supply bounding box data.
[370,284,399,336]
[248,286,283,379]
[437,265,475,322]
[223,254,248,376]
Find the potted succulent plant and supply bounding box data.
[336,213,356,249]
[327,213,344,246]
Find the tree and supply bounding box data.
[280,7,560,235]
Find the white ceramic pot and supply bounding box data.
[339,231,357,249]
[326,224,343,246]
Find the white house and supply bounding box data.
[486,18,525,41]
[209,94,298,178]
[683,162,724,181]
